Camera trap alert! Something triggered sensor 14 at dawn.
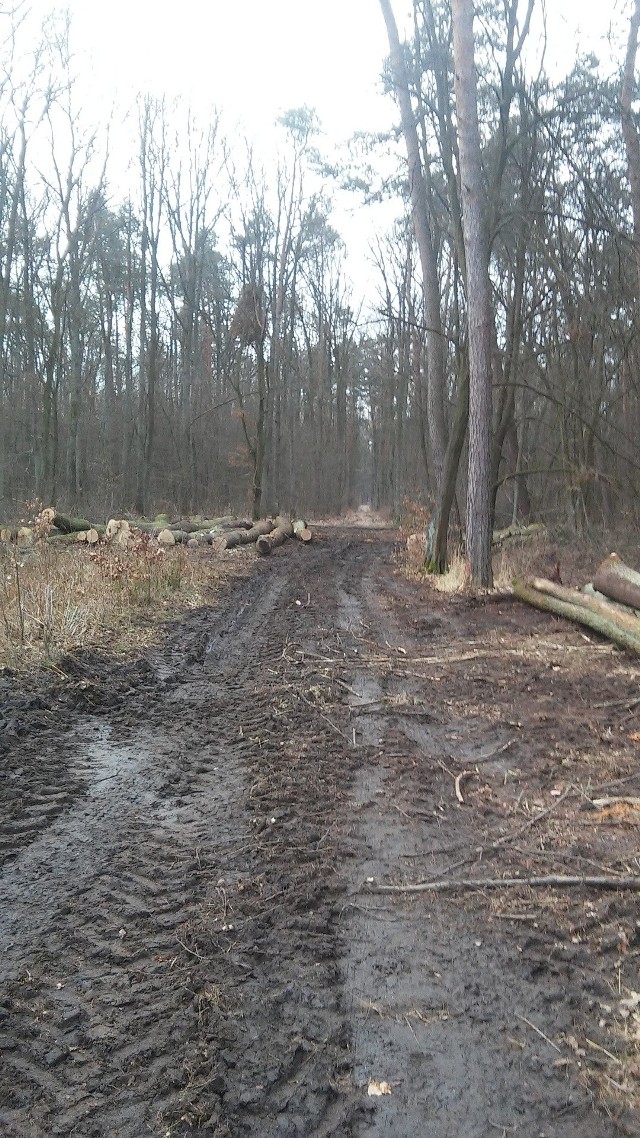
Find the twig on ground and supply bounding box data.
[585,1038,623,1065]
[454,770,476,803]
[295,689,351,741]
[365,874,640,894]
[493,785,574,848]
[492,912,540,921]
[516,1014,561,1053]
[590,772,640,794]
[593,697,640,711]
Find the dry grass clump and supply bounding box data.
[0,537,248,671]
[492,532,558,591]
[428,548,471,593]
[579,989,640,1119]
[401,526,564,596]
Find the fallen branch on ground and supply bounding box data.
[454,770,476,803]
[364,874,640,894]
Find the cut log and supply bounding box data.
[256,520,294,555]
[105,519,132,547]
[120,520,163,533]
[583,582,640,618]
[293,519,312,543]
[593,553,640,611]
[171,515,235,530]
[44,532,85,544]
[224,519,275,549]
[493,523,546,546]
[17,526,34,546]
[219,518,253,531]
[41,511,94,534]
[528,577,640,636]
[512,578,640,660]
[76,528,99,545]
[125,517,230,534]
[157,529,176,546]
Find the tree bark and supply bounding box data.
[452,0,494,586]
[426,351,469,572]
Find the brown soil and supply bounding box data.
[1,527,640,1137]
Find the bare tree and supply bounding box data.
[452,0,493,585]
[378,0,448,498]
[622,0,640,304]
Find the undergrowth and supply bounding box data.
[0,536,243,671]
[402,523,562,595]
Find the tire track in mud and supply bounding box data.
[1,530,630,1137]
[335,557,622,1137]
[0,654,158,868]
[0,535,369,1138]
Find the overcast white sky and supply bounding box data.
[62,0,394,143]
[15,0,633,300]
[26,0,629,146]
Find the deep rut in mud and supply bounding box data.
[1,529,639,1136]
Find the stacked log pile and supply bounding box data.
[514,553,640,656]
[0,508,312,558]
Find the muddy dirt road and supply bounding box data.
[2,528,640,1136]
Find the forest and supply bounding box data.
[0,1,639,563]
[6,7,640,1132]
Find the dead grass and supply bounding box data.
[429,549,472,593]
[575,982,640,1119]
[0,538,251,672]
[401,529,569,596]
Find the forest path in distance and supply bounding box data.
[1,526,639,1137]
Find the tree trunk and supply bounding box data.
[622,0,640,303]
[452,0,494,586]
[378,0,448,493]
[426,353,469,573]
